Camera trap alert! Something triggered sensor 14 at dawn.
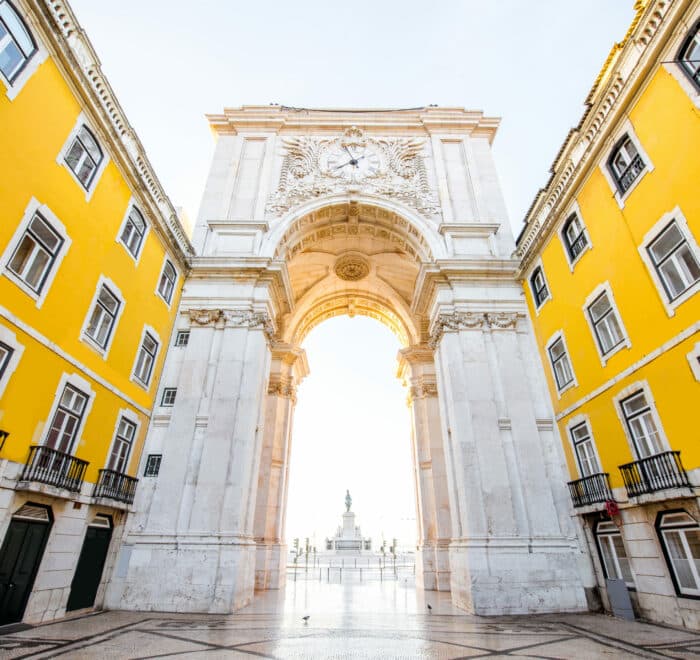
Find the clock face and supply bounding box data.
[325,144,381,181]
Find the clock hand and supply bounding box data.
[332,159,353,170]
[343,145,355,160]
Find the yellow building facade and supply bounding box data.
[517,0,700,629]
[0,0,191,624]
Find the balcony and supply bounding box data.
[567,473,614,508]
[19,445,88,493]
[92,469,138,505]
[619,451,691,498]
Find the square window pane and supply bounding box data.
[589,295,611,321]
[23,248,50,290]
[29,216,60,252]
[649,224,683,262]
[0,39,22,79]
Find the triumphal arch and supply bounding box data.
[106,106,589,615]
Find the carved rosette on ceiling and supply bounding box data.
[334,253,370,281]
[428,311,524,348]
[266,126,440,218]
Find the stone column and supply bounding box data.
[398,346,452,592]
[254,343,308,590]
[106,307,274,613]
[430,310,587,615]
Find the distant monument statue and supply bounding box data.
[329,490,369,554]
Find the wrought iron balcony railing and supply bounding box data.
[19,445,88,493]
[567,472,614,508]
[617,154,645,192]
[92,469,138,505]
[619,451,691,498]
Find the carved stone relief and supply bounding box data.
[266,126,440,218]
[429,312,523,348]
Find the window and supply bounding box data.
[0,0,36,83]
[657,511,700,597]
[646,221,700,301]
[570,422,600,477]
[548,337,574,391]
[7,213,63,293]
[133,332,158,386]
[45,384,88,454]
[678,21,700,90]
[0,340,13,382]
[107,416,136,474]
[157,260,176,304]
[530,267,549,308]
[620,391,663,459]
[120,207,146,258]
[607,135,645,193]
[587,292,624,355]
[174,330,189,347]
[64,125,103,189]
[161,387,176,406]
[562,213,588,262]
[144,454,162,477]
[84,284,120,349]
[595,521,634,587]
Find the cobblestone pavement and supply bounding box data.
[1,580,699,658]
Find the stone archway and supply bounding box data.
[106,108,590,616]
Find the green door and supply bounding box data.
[66,520,112,611]
[0,512,52,625]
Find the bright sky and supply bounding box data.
[68,1,636,548]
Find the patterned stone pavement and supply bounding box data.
[1,580,699,658]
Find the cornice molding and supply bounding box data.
[35,0,194,263]
[515,0,679,270]
[428,311,525,348]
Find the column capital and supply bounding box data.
[267,375,297,403]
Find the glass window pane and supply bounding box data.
[0,3,35,55]
[77,158,95,185]
[129,209,146,233]
[0,39,22,79]
[78,127,102,162]
[659,260,688,298]
[622,393,646,416]
[143,334,157,354]
[549,339,564,360]
[599,537,620,579]
[649,224,683,262]
[678,245,700,282]
[9,234,37,275]
[589,295,611,321]
[29,216,60,252]
[23,248,50,289]
[665,531,697,589]
[65,141,84,171]
[98,287,119,313]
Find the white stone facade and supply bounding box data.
[106,107,592,615]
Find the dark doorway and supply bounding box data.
[0,503,53,625]
[66,515,113,612]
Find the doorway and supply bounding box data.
[66,514,113,611]
[0,503,53,625]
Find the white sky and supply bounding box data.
[67,1,636,548]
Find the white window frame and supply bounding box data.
[104,407,140,474]
[612,380,671,461]
[565,414,603,479]
[599,120,654,209]
[0,197,71,308]
[131,324,161,391]
[595,520,636,588]
[41,372,95,455]
[0,0,47,101]
[687,342,700,382]
[116,199,150,264]
[657,511,700,598]
[528,258,551,315]
[545,330,577,397]
[0,323,24,400]
[56,113,110,201]
[174,330,189,347]
[662,10,700,110]
[638,207,700,317]
[582,282,631,366]
[155,256,178,307]
[79,275,125,359]
[558,201,592,270]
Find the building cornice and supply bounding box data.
[31,0,194,266]
[206,105,501,141]
[515,0,687,272]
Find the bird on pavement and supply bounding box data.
[302,615,310,624]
